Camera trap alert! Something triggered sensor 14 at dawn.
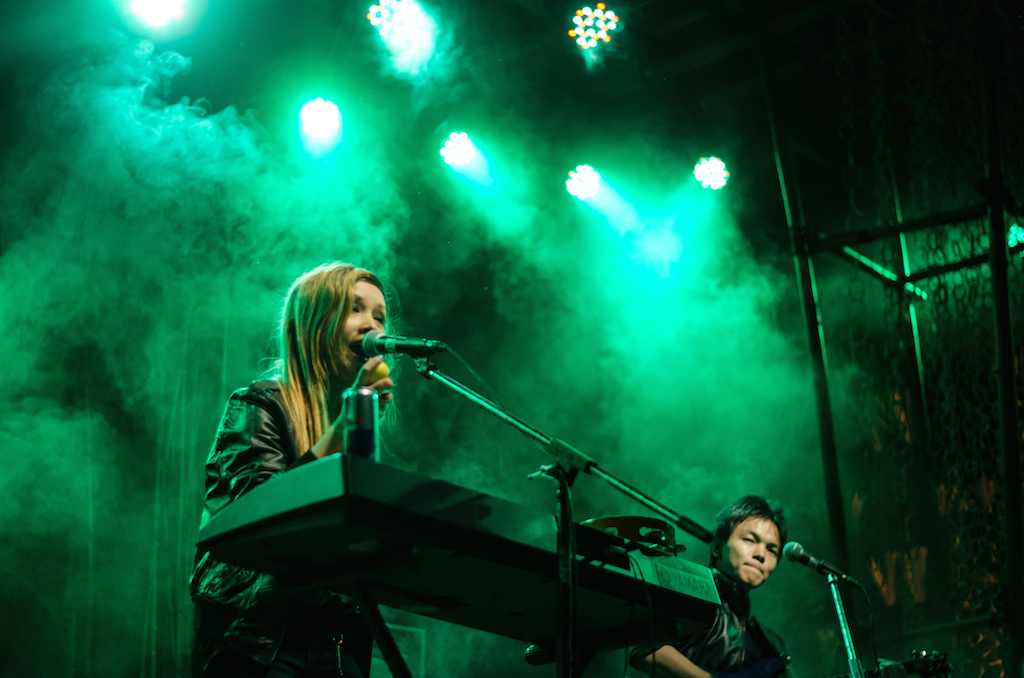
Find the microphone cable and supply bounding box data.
[625,550,657,678]
[437,344,510,414]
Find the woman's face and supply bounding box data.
[338,280,387,382]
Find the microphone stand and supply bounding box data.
[413,358,714,678]
[828,573,866,678]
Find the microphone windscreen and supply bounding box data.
[353,330,385,358]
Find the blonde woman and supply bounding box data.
[192,262,394,678]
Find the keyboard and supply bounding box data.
[197,454,720,649]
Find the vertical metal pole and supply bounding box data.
[86,391,95,678]
[555,468,576,678]
[899,233,931,447]
[980,0,1023,675]
[829,574,866,678]
[894,170,932,451]
[761,52,851,570]
[149,435,162,676]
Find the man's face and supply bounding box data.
[716,517,780,588]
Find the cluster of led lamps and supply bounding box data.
[568,3,619,50]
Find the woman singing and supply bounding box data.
[191,262,394,677]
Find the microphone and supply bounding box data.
[352,330,448,359]
[783,542,862,588]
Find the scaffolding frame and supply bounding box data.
[760,1,1022,675]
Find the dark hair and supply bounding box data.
[714,495,787,548]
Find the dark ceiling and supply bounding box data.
[3,0,1019,259]
[149,0,893,243]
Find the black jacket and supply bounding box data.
[190,381,372,676]
[630,571,791,676]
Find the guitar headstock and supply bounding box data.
[902,649,953,678]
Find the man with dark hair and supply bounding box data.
[631,495,792,678]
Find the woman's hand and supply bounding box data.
[311,357,395,459]
[356,356,394,414]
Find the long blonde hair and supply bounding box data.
[276,262,385,454]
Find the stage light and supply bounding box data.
[566,165,601,200]
[694,156,730,190]
[1009,223,1024,257]
[367,0,422,37]
[1008,223,1024,247]
[130,0,185,28]
[568,3,619,50]
[440,132,492,185]
[299,98,342,158]
[440,132,476,166]
[366,0,437,75]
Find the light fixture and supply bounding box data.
[566,165,601,200]
[694,157,730,190]
[568,3,619,50]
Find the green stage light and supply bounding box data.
[1008,223,1024,247]
[566,165,600,200]
[442,133,492,185]
[367,0,419,37]
[299,98,342,158]
[694,156,730,190]
[440,132,477,166]
[568,3,619,50]
[1009,223,1024,257]
[131,0,185,28]
[366,0,437,75]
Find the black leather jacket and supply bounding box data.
[190,381,370,675]
[630,570,791,676]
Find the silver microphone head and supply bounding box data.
[782,541,807,563]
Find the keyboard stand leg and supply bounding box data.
[353,582,413,678]
[574,646,595,678]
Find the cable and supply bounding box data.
[857,585,881,672]
[626,551,657,677]
[446,345,508,412]
[622,554,636,677]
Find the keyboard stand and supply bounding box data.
[353,582,414,678]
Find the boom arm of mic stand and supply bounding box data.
[413,359,714,543]
[415,358,712,678]
[546,439,713,543]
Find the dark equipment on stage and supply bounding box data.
[197,455,721,677]
[694,649,952,678]
[580,515,686,557]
